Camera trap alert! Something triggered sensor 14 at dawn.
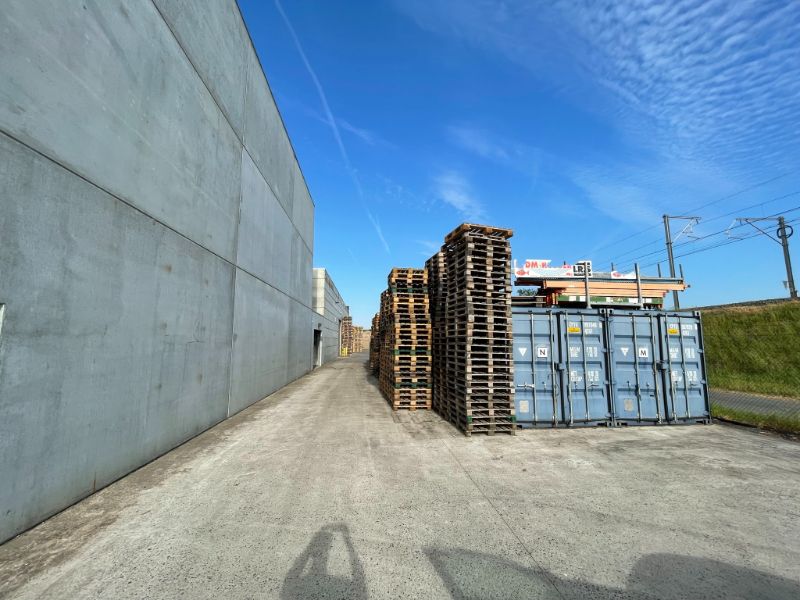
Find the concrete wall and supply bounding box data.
[0,0,314,543]
[312,269,349,365]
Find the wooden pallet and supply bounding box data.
[389,360,432,368]
[390,399,432,411]
[389,353,432,361]
[444,223,514,244]
[389,267,428,278]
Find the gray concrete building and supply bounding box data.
[312,268,349,367]
[0,1,316,543]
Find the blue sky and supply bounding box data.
[238,0,800,326]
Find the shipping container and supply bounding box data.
[605,309,709,425]
[512,308,612,427]
[512,306,710,428]
[658,312,710,423]
[605,310,665,424]
[512,309,561,426]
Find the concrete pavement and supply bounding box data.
[1,354,799,599]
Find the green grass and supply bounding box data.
[711,403,800,434]
[702,301,800,398]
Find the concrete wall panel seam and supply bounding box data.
[242,146,312,257]
[0,130,313,314]
[234,0,315,209]
[148,0,309,271]
[149,0,247,145]
[1,0,244,261]
[0,132,234,542]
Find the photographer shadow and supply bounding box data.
[281,523,367,600]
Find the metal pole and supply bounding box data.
[635,263,644,309]
[739,215,796,300]
[663,215,680,309]
[584,268,591,309]
[778,217,797,299]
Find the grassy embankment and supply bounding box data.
[702,301,800,433]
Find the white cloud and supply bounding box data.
[397,0,800,220]
[404,0,800,165]
[446,124,544,188]
[434,171,487,222]
[559,0,800,170]
[571,157,743,228]
[415,239,442,257]
[416,239,441,253]
[447,125,511,162]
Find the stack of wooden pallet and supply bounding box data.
[425,250,448,417]
[369,313,381,372]
[351,326,364,353]
[376,290,390,376]
[442,224,515,435]
[378,268,432,410]
[341,316,353,355]
[360,328,372,354]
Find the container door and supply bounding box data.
[659,313,710,422]
[559,312,611,425]
[607,311,663,423]
[512,310,562,426]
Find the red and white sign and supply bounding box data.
[514,259,573,278]
[514,259,637,280]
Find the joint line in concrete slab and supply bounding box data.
[441,439,568,600]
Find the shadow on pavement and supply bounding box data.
[362,357,379,381]
[281,524,367,600]
[282,527,799,599]
[425,547,800,600]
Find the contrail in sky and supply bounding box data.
[273,0,391,254]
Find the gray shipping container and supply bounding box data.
[661,313,709,422]
[512,308,612,427]
[607,310,710,424]
[605,310,665,423]
[512,307,710,427]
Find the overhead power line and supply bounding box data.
[616,218,764,267]
[586,172,789,258]
[613,202,800,272]
[600,189,800,270]
[637,216,800,270]
[672,173,790,216]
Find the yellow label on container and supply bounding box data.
[567,326,581,333]
[668,328,679,335]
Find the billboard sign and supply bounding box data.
[514,259,636,280]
